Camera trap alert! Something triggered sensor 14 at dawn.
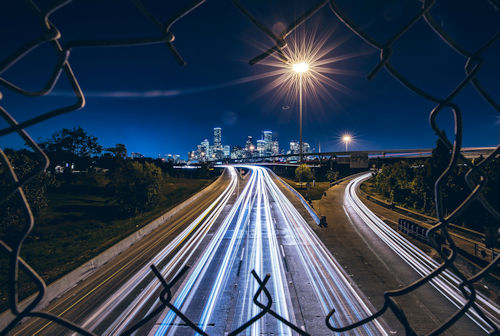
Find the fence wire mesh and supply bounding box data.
[1,0,499,335]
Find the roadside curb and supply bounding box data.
[0,173,224,329]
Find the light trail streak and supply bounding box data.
[154,165,386,335]
[62,167,498,335]
[345,173,500,333]
[155,166,259,335]
[261,168,292,336]
[226,167,293,336]
[262,168,387,335]
[196,170,258,332]
[73,167,239,335]
[250,168,264,336]
[79,166,389,335]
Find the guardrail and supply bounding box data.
[275,174,321,225]
[360,187,500,267]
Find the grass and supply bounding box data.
[0,177,214,312]
[360,178,380,197]
[281,178,331,200]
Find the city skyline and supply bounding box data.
[188,126,313,162]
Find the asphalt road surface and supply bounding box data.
[146,166,387,335]
[312,172,499,335]
[15,168,491,335]
[12,167,389,335]
[344,173,499,334]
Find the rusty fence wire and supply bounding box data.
[1,0,500,335]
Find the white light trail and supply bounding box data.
[75,167,239,335]
[156,166,259,335]
[91,166,390,335]
[345,173,500,333]
[262,168,387,335]
[154,166,385,335]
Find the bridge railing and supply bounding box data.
[207,147,496,164]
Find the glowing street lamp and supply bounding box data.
[254,30,357,164]
[293,61,309,163]
[293,62,309,73]
[342,134,352,152]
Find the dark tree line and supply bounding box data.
[372,139,500,234]
[0,149,56,245]
[1,126,218,236]
[41,126,102,172]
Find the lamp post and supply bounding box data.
[342,134,352,152]
[293,62,309,163]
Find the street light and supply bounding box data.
[254,28,357,165]
[342,134,352,152]
[293,62,308,73]
[293,61,309,163]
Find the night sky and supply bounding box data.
[1,0,499,158]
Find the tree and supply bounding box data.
[0,149,55,213]
[112,161,164,215]
[295,164,313,182]
[106,144,127,159]
[42,126,102,171]
[326,169,339,182]
[0,149,55,244]
[430,137,451,180]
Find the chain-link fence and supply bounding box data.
[1,0,499,335]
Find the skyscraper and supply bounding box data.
[201,139,209,155]
[214,127,221,147]
[271,140,279,156]
[263,131,272,143]
[245,135,253,150]
[302,142,310,154]
[257,139,266,156]
[263,130,273,156]
[289,141,299,154]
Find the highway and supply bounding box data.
[10,167,497,335]
[345,173,500,334]
[145,166,386,335]
[11,166,388,335]
[5,171,490,336]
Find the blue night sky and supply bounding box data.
[1,0,499,159]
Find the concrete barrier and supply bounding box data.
[270,172,321,225]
